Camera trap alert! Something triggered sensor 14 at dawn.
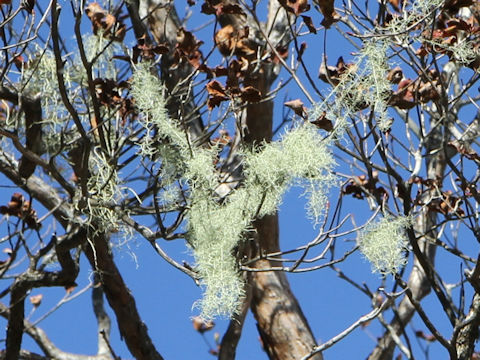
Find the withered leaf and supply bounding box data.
[192,316,215,333]
[386,67,403,84]
[206,80,228,110]
[278,0,310,16]
[240,86,261,103]
[22,0,35,13]
[175,28,204,69]
[29,294,43,307]
[209,348,220,356]
[201,0,246,17]
[206,80,227,97]
[343,172,388,200]
[387,0,401,12]
[311,111,333,131]
[315,0,340,28]
[284,99,307,118]
[177,28,202,54]
[428,190,465,217]
[318,56,351,85]
[0,193,41,229]
[132,36,169,63]
[448,141,480,161]
[298,42,307,60]
[302,16,317,34]
[388,78,416,109]
[215,25,255,58]
[85,3,126,42]
[65,285,77,294]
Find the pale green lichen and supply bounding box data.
[84,148,123,233]
[132,65,336,319]
[358,215,411,275]
[311,40,393,133]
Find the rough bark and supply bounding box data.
[455,293,480,360]
[249,215,322,360]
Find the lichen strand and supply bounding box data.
[84,149,123,235]
[132,65,336,319]
[311,39,392,133]
[243,124,336,221]
[357,215,411,275]
[189,125,335,319]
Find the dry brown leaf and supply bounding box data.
[314,0,340,28]
[284,99,307,118]
[0,193,41,229]
[29,294,43,307]
[206,80,229,110]
[240,86,261,103]
[85,2,126,41]
[215,25,255,58]
[302,16,317,34]
[310,111,333,131]
[386,67,403,84]
[192,316,215,333]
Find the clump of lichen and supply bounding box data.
[132,64,336,319]
[358,215,411,275]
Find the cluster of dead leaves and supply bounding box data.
[429,191,465,217]
[276,0,338,28]
[206,79,261,110]
[319,58,443,110]
[213,24,289,68]
[94,78,135,124]
[173,27,205,70]
[201,0,246,18]
[343,171,388,200]
[0,193,41,229]
[388,68,442,110]
[205,57,268,109]
[215,25,255,59]
[417,18,480,69]
[131,36,168,63]
[86,2,126,42]
[410,177,465,217]
[448,140,480,162]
